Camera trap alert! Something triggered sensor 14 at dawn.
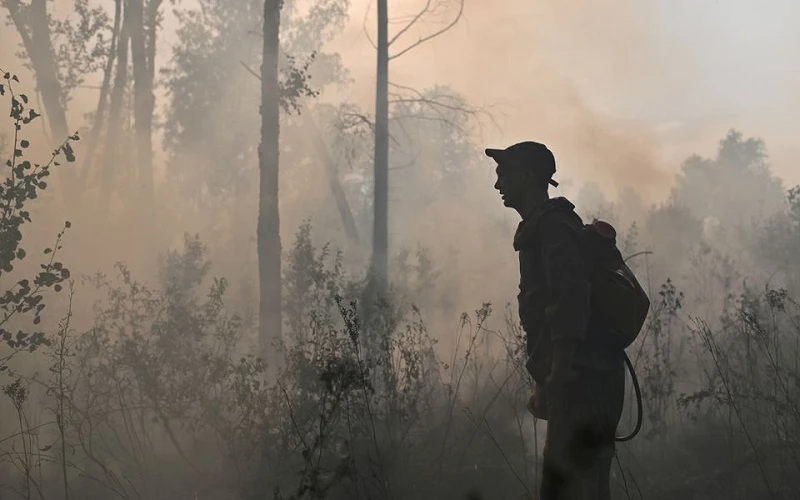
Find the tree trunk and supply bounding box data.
[258,0,283,371]
[100,1,130,212]
[301,104,360,246]
[143,0,161,196]
[370,0,390,290]
[79,0,122,186]
[127,0,155,202]
[4,0,68,140]
[3,0,79,211]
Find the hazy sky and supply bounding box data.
[3,0,798,198]
[327,0,800,197]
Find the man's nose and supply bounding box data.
[494,179,501,190]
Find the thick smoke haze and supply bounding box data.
[330,0,800,196]
[2,0,800,497]
[0,0,796,371]
[316,0,800,328]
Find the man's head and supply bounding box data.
[486,141,558,212]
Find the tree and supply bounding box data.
[2,0,69,140]
[0,70,74,372]
[81,0,122,192]
[382,84,484,227]
[2,0,169,220]
[161,0,264,210]
[296,102,360,245]
[259,0,282,369]
[368,0,465,290]
[97,0,130,210]
[162,0,348,367]
[371,0,389,290]
[127,0,161,202]
[752,185,800,294]
[2,0,110,212]
[671,130,785,228]
[162,0,349,212]
[330,84,489,272]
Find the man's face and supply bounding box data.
[494,162,535,208]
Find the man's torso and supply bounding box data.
[515,198,622,384]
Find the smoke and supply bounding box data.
[331,0,800,196]
[3,1,800,497]
[2,0,800,334]
[307,0,681,327]
[327,0,676,201]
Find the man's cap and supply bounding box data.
[485,141,559,187]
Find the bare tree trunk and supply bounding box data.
[79,0,122,185]
[370,0,390,290]
[142,0,161,199]
[100,1,130,211]
[258,0,283,371]
[128,0,155,202]
[366,0,465,291]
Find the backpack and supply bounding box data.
[580,219,650,350]
[579,218,649,442]
[528,202,647,441]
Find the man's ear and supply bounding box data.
[523,169,540,189]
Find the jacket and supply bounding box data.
[514,197,620,385]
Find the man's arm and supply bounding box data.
[540,215,592,382]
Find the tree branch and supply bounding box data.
[361,0,377,50]
[386,83,489,135]
[387,0,433,47]
[389,0,464,61]
[240,60,261,81]
[339,111,402,148]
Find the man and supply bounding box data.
[486,141,625,500]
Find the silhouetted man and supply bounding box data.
[486,142,625,500]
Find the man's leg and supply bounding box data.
[539,382,574,500]
[594,360,625,500]
[540,423,569,500]
[538,360,625,499]
[596,456,613,500]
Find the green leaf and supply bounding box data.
[62,143,76,163]
[20,94,28,104]
[54,284,62,292]
[20,140,29,148]
[44,248,52,254]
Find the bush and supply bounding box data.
[0,70,76,371]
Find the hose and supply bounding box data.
[615,350,642,442]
